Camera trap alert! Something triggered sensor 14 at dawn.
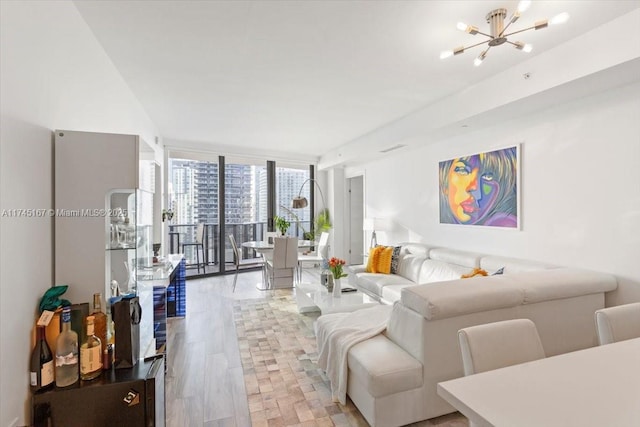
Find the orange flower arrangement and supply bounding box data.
[328,257,348,280]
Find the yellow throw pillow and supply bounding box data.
[461,268,489,279]
[374,246,394,274]
[365,247,381,272]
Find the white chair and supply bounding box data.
[458,319,546,376]
[228,234,266,292]
[263,230,278,245]
[266,236,298,288]
[595,302,640,345]
[458,319,546,427]
[297,231,329,283]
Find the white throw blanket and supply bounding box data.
[315,304,394,404]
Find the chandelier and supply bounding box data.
[440,0,569,66]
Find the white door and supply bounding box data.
[347,175,364,265]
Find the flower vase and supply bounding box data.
[332,278,342,298]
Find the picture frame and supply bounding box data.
[438,145,520,229]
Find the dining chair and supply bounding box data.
[182,223,205,274]
[263,230,278,245]
[458,319,546,377]
[229,234,266,292]
[595,302,640,345]
[297,231,330,283]
[457,319,546,427]
[266,236,298,288]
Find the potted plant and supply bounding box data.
[273,215,291,236]
[304,208,332,241]
[315,208,332,236]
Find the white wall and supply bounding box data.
[357,81,640,306]
[0,2,160,425]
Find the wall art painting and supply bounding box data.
[439,145,519,228]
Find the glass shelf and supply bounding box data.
[105,189,153,299]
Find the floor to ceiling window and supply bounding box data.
[167,156,221,276]
[276,164,311,239]
[223,157,268,271]
[167,152,313,278]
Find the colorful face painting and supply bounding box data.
[439,146,518,228]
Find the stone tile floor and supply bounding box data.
[233,293,467,427]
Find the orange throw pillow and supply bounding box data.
[374,246,394,274]
[461,268,489,279]
[365,247,382,272]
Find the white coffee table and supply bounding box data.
[295,282,379,314]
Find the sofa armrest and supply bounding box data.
[401,268,618,321]
[348,264,367,275]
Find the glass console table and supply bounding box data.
[137,254,186,358]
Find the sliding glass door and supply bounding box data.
[276,165,311,239]
[167,152,313,278]
[167,156,221,276]
[223,157,268,268]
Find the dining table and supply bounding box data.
[241,239,313,290]
[436,337,640,427]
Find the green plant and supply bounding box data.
[162,209,174,222]
[273,215,290,235]
[315,208,332,234]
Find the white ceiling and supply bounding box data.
[73,1,639,160]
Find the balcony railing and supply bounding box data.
[167,221,311,277]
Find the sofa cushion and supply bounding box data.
[480,255,557,274]
[510,268,618,304]
[381,284,414,303]
[348,334,423,398]
[429,247,481,268]
[417,259,474,284]
[397,242,433,257]
[357,272,415,295]
[401,268,618,320]
[401,275,525,320]
[397,254,428,282]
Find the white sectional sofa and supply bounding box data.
[327,243,618,426]
[348,243,558,304]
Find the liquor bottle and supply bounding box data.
[92,293,107,356]
[30,325,54,392]
[55,306,79,387]
[80,316,102,380]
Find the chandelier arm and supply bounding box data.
[460,38,492,51]
[499,17,516,37]
[481,44,493,59]
[474,30,494,39]
[503,25,537,38]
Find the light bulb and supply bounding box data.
[457,22,468,31]
[550,12,570,25]
[440,50,454,59]
[474,50,487,67]
[517,0,531,13]
[515,41,533,53]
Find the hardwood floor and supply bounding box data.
[166,269,313,427]
[165,269,467,427]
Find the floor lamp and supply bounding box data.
[291,178,326,211]
[363,218,388,249]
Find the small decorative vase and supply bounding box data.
[332,278,342,298]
